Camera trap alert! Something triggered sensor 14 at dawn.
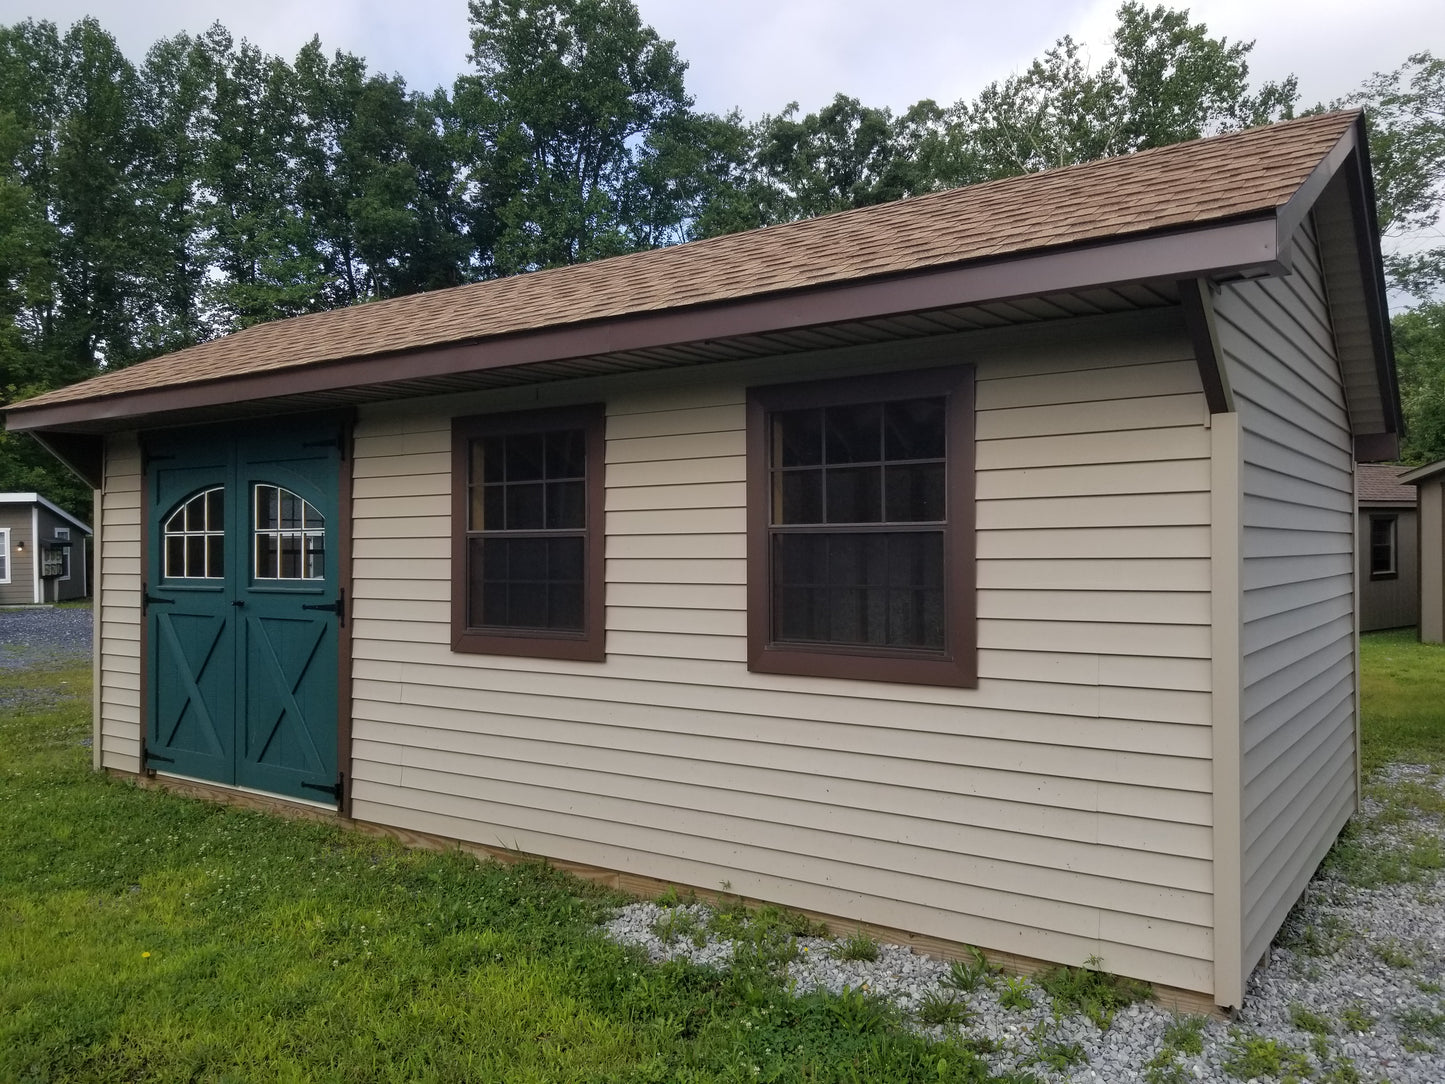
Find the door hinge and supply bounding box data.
[141,584,175,617]
[301,588,345,627]
[143,743,174,778]
[302,772,345,805]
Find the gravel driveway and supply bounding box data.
[0,605,93,670]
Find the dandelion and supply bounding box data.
[141,952,151,959]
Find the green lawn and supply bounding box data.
[0,661,1009,1083]
[5,632,1442,1081]
[1359,628,1445,773]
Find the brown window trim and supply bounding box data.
[451,403,606,661]
[746,366,977,688]
[1368,513,1399,581]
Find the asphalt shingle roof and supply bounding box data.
[1358,463,1417,504]
[11,111,1360,414]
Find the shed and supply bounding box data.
[3,111,1400,1010]
[0,492,92,605]
[1356,464,1419,631]
[1399,459,1445,642]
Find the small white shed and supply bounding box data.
[4,111,1400,1010]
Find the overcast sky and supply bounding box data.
[2,0,1437,118]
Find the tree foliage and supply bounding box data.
[0,2,1438,513]
[1346,52,1445,301]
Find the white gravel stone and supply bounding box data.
[602,766,1445,1083]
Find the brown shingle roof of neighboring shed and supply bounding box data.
[1358,464,1418,504]
[12,110,1361,414]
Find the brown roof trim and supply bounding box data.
[1340,117,1402,438]
[1178,278,1233,415]
[1276,121,1361,266]
[7,216,1281,434]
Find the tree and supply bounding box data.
[1393,302,1445,464]
[451,0,695,276]
[1345,52,1445,300]
[964,3,1296,178]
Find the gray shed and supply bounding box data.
[1356,464,1419,632]
[1400,459,1445,642]
[0,492,91,605]
[4,111,1401,1010]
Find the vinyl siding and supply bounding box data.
[98,435,143,772]
[1422,483,1445,643]
[0,506,35,605]
[1214,218,1358,977]
[1359,509,1418,631]
[347,307,1219,994]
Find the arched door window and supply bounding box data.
[163,487,225,579]
[255,485,325,580]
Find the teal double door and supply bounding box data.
[144,420,344,804]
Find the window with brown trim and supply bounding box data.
[452,404,606,660]
[746,367,976,687]
[1369,514,1398,579]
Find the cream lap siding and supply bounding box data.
[98,434,143,772]
[1213,219,1358,976]
[347,307,1220,995]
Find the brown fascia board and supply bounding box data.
[6,214,1285,435]
[1279,115,1400,448]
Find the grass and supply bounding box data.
[1,658,1020,1083]
[1358,629,1445,773]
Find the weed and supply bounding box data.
[1161,1014,1207,1056]
[656,885,680,908]
[1289,1003,1332,1035]
[1372,937,1415,969]
[1397,1006,1445,1052]
[916,990,972,1028]
[1340,1003,1376,1032]
[998,976,1034,1012]
[1037,959,1150,1030]
[1420,979,1443,994]
[834,927,881,962]
[1144,1049,1188,1084]
[650,906,704,946]
[943,946,999,993]
[1221,1031,1311,1081]
[1318,1058,1362,1084]
[1031,1038,1085,1070]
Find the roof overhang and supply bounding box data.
[3,215,1288,436]
[0,491,92,533]
[4,114,1400,461]
[1401,460,1445,486]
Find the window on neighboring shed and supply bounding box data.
[746,367,977,687]
[0,527,9,584]
[1370,515,1398,579]
[451,404,605,660]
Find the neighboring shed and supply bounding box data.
[1357,464,1419,631]
[1400,459,1445,642]
[0,493,92,605]
[4,111,1400,1010]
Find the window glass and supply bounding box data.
[768,395,948,651]
[453,405,604,661]
[748,369,975,688]
[466,428,587,633]
[1370,516,1397,577]
[163,487,225,579]
[253,485,324,580]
